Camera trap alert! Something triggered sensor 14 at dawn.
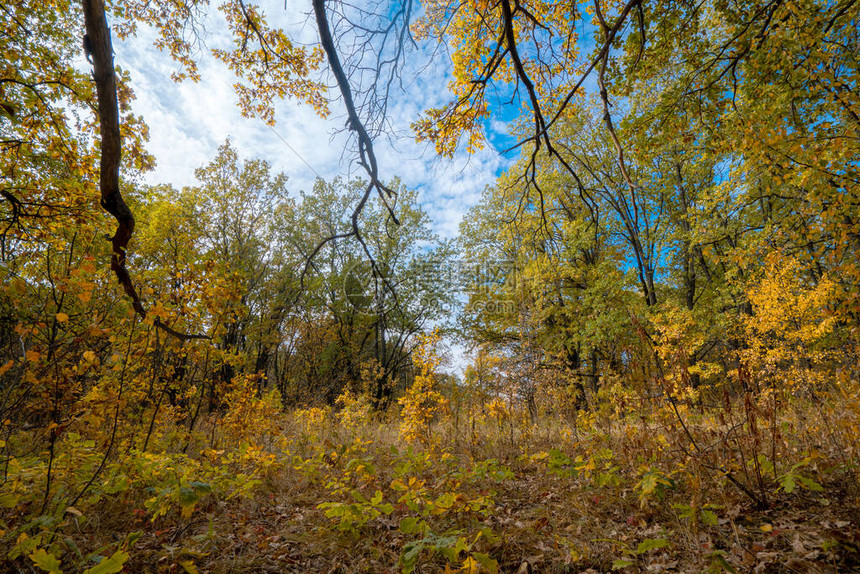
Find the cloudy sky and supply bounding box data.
[114,1,513,240]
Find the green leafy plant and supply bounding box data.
[318,489,394,533]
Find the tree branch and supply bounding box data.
[82,0,208,341]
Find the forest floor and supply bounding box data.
[57,410,860,574]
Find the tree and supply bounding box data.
[287,177,454,407]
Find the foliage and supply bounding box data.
[398,331,449,446]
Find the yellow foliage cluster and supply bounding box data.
[398,331,449,446]
[740,253,837,391]
[485,397,510,425]
[221,373,283,446]
[336,388,372,429]
[293,406,332,437]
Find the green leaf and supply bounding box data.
[597,469,621,487]
[103,474,130,494]
[0,491,20,508]
[701,509,719,526]
[707,550,737,573]
[10,532,39,559]
[797,475,824,492]
[63,537,81,559]
[187,481,212,494]
[548,448,572,469]
[436,536,469,561]
[431,492,457,514]
[179,486,200,508]
[83,550,129,574]
[639,471,671,496]
[122,531,142,550]
[400,517,422,534]
[400,540,426,574]
[612,558,635,569]
[672,503,693,519]
[29,548,62,574]
[473,552,499,574]
[636,538,669,554]
[780,474,797,494]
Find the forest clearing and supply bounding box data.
[2,0,859,572]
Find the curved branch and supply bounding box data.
[82,0,208,341]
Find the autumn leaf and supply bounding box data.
[29,549,62,574]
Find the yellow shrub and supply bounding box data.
[336,388,372,428]
[222,374,282,444]
[486,397,510,425]
[741,253,837,391]
[293,405,332,436]
[398,331,448,446]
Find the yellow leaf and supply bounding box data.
[55,312,69,323]
[29,548,62,574]
[83,351,96,363]
[761,524,773,532]
[0,360,13,376]
[82,550,128,574]
[25,350,40,362]
[459,557,480,574]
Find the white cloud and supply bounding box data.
[115,3,508,241]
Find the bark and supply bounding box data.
[82,0,208,340]
[82,0,142,313]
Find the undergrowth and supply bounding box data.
[3,381,860,573]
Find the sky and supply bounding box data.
[114,1,513,240]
